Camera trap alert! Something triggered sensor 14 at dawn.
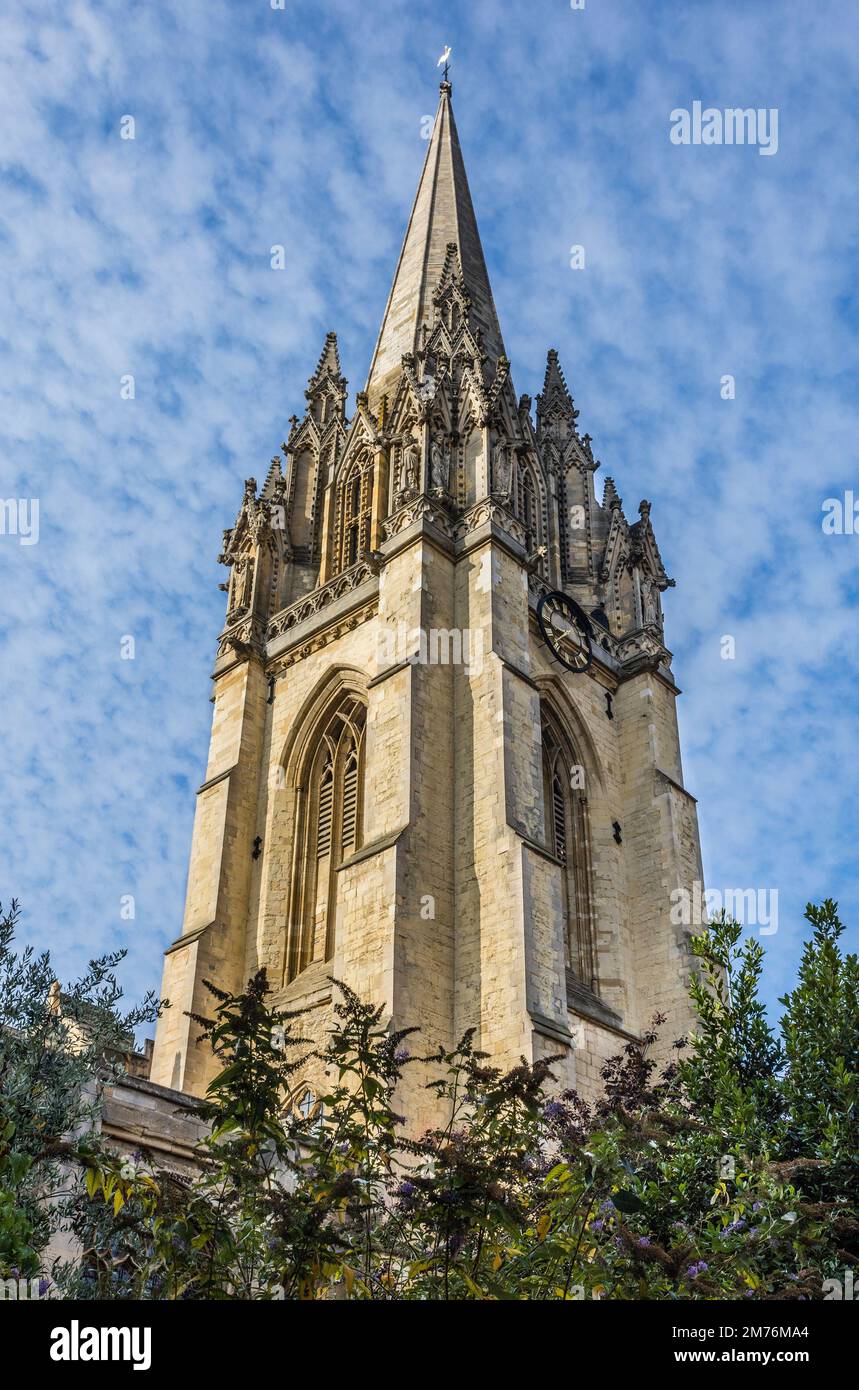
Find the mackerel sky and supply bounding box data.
[1,0,857,1032]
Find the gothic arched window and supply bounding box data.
[519,466,537,537]
[542,713,597,992]
[337,454,373,572]
[516,460,545,571]
[287,696,366,982]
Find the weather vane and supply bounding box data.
[437,45,452,83]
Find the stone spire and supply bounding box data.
[537,350,576,425]
[365,81,506,409]
[309,330,343,388]
[536,347,581,451]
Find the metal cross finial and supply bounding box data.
[437,45,452,83]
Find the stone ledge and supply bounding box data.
[278,958,334,1009]
[266,573,379,663]
[529,1009,575,1048]
[500,657,541,692]
[163,923,210,956]
[368,659,413,688]
[566,972,626,1032]
[513,826,563,866]
[197,765,235,795]
[101,1074,206,1173]
[381,498,457,559]
[655,767,697,802]
[336,825,408,871]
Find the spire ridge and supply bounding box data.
[365,83,505,408]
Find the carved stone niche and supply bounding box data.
[227,555,254,621]
[490,437,513,500]
[429,430,452,498]
[395,429,420,504]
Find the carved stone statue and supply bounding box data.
[430,433,450,494]
[641,576,659,627]
[400,437,420,494]
[229,555,254,617]
[492,439,512,499]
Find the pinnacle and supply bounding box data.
[539,348,575,411]
[309,330,341,388]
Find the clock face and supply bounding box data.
[536,590,594,673]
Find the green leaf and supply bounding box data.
[611,1189,645,1215]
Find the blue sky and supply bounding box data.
[1,0,857,1036]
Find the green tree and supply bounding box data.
[776,900,859,1273]
[0,899,160,1283]
[5,896,857,1301]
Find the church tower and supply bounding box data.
[150,82,705,1127]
